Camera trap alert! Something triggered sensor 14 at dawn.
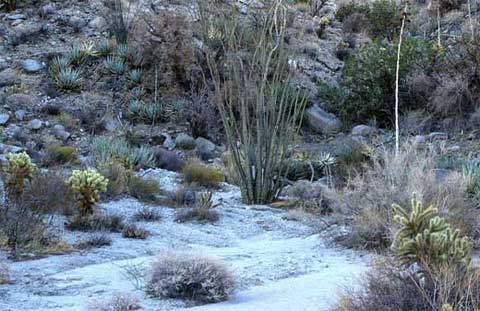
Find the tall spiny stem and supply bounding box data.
[395,3,408,155]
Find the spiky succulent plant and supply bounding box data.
[91,137,155,170]
[96,39,113,57]
[65,44,84,65]
[49,56,71,75]
[130,87,146,99]
[67,169,108,216]
[129,52,144,68]
[3,152,37,199]
[104,56,125,75]
[115,43,130,60]
[53,67,83,91]
[129,69,143,84]
[79,41,99,58]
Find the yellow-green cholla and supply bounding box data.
[67,169,108,216]
[3,152,37,198]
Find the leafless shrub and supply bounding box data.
[165,185,197,207]
[122,223,149,239]
[183,88,221,141]
[66,213,125,232]
[75,234,112,250]
[88,292,141,311]
[133,206,161,222]
[146,252,235,304]
[331,144,478,250]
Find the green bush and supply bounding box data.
[366,0,399,39]
[43,145,77,166]
[335,1,370,22]
[182,160,223,188]
[325,39,439,127]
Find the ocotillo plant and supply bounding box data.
[199,0,307,204]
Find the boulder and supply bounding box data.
[27,119,43,130]
[195,137,216,160]
[21,59,43,73]
[305,104,341,134]
[0,69,20,87]
[175,133,196,150]
[351,124,378,137]
[0,114,10,125]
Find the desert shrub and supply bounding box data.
[146,253,235,304]
[67,170,109,216]
[325,39,439,127]
[122,223,149,240]
[182,160,223,188]
[183,88,220,141]
[97,161,129,198]
[42,145,77,166]
[134,207,161,222]
[175,192,220,223]
[66,213,125,232]
[131,9,195,95]
[154,148,185,172]
[75,234,112,250]
[23,170,76,215]
[127,175,161,202]
[366,0,399,39]
[342,12,368,33]
[88,292,141,311]
[0,262,10,284]
[165,186,197,207]
[335,1,370,22]
[332,145,478,250]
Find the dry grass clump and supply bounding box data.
[127,175,161,203]
[133,206,161,222]
[122,223,149,240]
[331,144,478,250]
[66,213,125,232]
[0,261,10,285]
[182,159,223,188]
[146,252,235,304]
[88,292,141,311]
[75,234,112,250]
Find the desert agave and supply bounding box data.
[104,56,125,75]
[130,87,146,99]
[65,44,84,65]
[95,40,113,57]
[318,152,335,188]
[128,99,146,118]
[144,102,163,122]
[115,43,130,60]
[79,41,99,58]
[129,52,144,68]
[129,69,143,84]
[53,67,83,91]
[49,56,70,75]
[197,192,221,209]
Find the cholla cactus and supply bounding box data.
[392,193,470,269]
[67,170,108,216]
[3,152,37,199]
[319,16,330,27]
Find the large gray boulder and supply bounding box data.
[305,104,341,134]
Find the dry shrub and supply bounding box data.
[429,75,474,119]
[75,234,112,250]
[0,261,10,284]
[342,12,368,33]
[182,160,223,188]
[98,161,129,199]
[66,213,125,232]
[122,223,149,239]
[334,259,480,311]
[131,9,195,95]
[127,175,161,202]
[175,207,220,223]
[133,206,161,222]
[88,292,141,311]
[146,252,235,304]
[165,185,197,207]
[332,144,478,250]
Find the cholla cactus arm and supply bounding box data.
[3,152,37,199]
[391,192,470,269]
[67,169,108,216]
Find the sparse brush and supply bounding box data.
[127,175,161,202]
[53,67,83,91]
[66,213,125,232]
[104,56,125,75]
[182,160,223,188]
[146,252,235,304]
[88,292,141,311]
[122,223,149,239]
[134,206,161,222]
[67,170,108,216]
[75,234,112,250]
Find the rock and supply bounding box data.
[14,110,26,121]
[101,118,117,132]
[0,69,20,87]
[39,4,56,17]
[175,133,196,150]
[21,59,43,73]
[10,22,44,46]
[0,114,10,125]
[7,14,26,21]
[0,143,23,154]
[68,16,87,31]
[305,104,341,134]
[88,16,107,31]
[4,124,21,137]
[27,119,43,130]
[5,93,35,107]
[195,137,216,160]
[351,125,378,137]
[53,124,70,140]
[428,132,448,141]
[414,135,427,147]
[162,133,176,150]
